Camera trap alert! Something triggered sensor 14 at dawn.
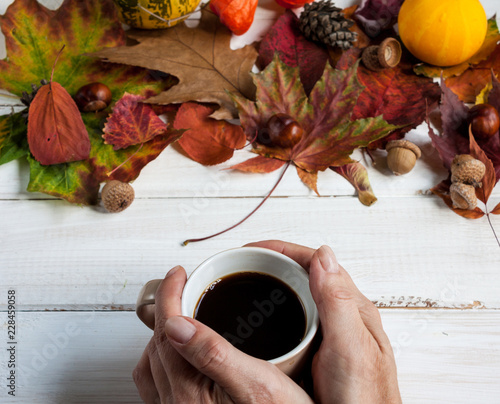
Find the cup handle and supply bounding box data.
[136,279,163,330]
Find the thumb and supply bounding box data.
[164,315,275,398]
[309,246,366,346]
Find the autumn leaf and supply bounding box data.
[337,48,441,149]
[28,81,90,165]
[104,93,167,150]
[231,55,398,193]
[258,10,329,96]
[229,156,286,173]
[445,41,500,103]
[0,0,177,204]
[414,17,500,79]
[492,203,500,215]
[469,130,496,205]
[353,0,404,38]
[331,162,377,206]
[92,10,258,120]
[173,102,246,166]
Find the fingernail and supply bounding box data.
[317,245,339,273]
[165,316,196,344]
[166,266,180,278]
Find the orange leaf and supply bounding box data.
[469,129,496,204]
[175,103,246,166]
[230,156,286,173]
[27,81,90,165]
[492,202,500,215]
[296,167,318,195]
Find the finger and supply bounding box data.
[153,266,194,379]
[244,240,315,271]
[155,265,187,326]
[165,315,298,403]
[311,247,390,348]
[309,246,369,349]
[132,348,161,404]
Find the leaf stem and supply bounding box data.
[107,143,144,177]
[482,187,500,248]
[50,45,66,83]
[183,161,291,245]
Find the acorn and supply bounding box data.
[362,38,402,71]
[450,183,477,210]
[101,180,135,213]
[74,82,112,112]
[385,139,421,175]
[450,154,485,188]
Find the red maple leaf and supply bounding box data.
[258,10,330,96]
[183,56,397,244]
[103,93,168,151]
[337,47,441,150]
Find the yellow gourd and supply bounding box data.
[113,0,200,29]
[398,0,487,67]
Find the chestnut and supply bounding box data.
[259,113,303,149]
[468,103,500,140]
[74,82,112,112]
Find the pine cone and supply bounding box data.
[299,1,358,50]
[20,79,48,120]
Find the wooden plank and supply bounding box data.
[0,310,499,403]
[1,196,499,309]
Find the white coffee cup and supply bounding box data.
[136,247,319,378]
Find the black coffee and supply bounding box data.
[194,271,306,360]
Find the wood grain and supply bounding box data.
[0,311,498,403]
[1,196,499,310]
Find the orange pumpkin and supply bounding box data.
[398,0,487,66]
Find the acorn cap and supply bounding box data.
[101,180,135,213]
[386,139,421,159]
[362,38,402,71]
[378,38,402,68]
[450,154,486,187]
[450,182,477,210]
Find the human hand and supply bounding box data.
[133,265,315,404]
[246,241,402,404]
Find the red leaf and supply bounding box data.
[174,103,246,165]
[103,93,167,150]
[258,10,329,95]
[469,130,497,204]
[27,81,90,165]
[230,156,285,173]
[427,79,469,170]
[296,167,318,195]
[353,0,404,37]
[492,202,500,215]
[431,180,485,219]
[445,44,500,103]
[338,48,441,149]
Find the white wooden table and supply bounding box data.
[1,0,499,403]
